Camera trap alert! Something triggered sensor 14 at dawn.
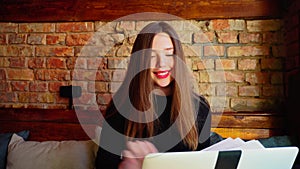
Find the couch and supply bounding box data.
[1,128,101,169]
[0,108,299,169]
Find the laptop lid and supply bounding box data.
[142,147,299,169]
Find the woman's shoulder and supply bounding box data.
[192,93,210,107]
[192,93,211,115]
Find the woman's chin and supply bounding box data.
[155,81,171,88]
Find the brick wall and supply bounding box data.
[0,19,285,111]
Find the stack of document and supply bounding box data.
[202,137,265,151]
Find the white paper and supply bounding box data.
[202,138,265,151]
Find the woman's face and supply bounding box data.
[150,33,175,88]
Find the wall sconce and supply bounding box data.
[59,85,82,110]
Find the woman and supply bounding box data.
[95,21,211,169]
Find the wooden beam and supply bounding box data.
[0,108,287,141]
[0,0,283,22]
[212,128,285,140]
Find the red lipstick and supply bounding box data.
[154,70,170,79]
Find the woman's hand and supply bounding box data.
[118,141,158,169]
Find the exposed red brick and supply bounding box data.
[224,72,244,83]
[200,71,227,83]
[0,19,289,110]
[194,59,214,70]
[211,20,230,31]
[95,70,112,81]
[112,70,126,82]
[97,93,112,105]
[193,32,215,43]
[0,34,7,44]
[107,57,128,69]
[27,34,46,45]
[72,69,95,81]
[217,32,238,43]
[238,59,258,70]
[90,82,109,93]
[46,34,66,45]
[66,57,87,69]
[47,57,66,69]
[9,57,26,68]
[216,84,238,97]
[0,69,6,80]
[48,81,68,92]
[245,72,269,85]
[87,57,107,69]
[38,92,55,103]
[238,86,260,97]
[0,92,17,102]
[56,22,94,32]
[36,46,74,56]
[247,20,282,32]
[204,45,225,57]
[66,33,92,46]
[11,81,29,91]
[74,92,96,105]
[109,82,121,93]
[227,46,269,57]
[7,69,34,80]
[0,81,9,91]
[198,83,214,96]
[29,82,48,92]
[28,58,45,68]
[19,23,55,32]
[8,34,26,44]
[18,92,39,103]
[0,58,9,67]
[116,21,135,32]
[239,32,262,44]
[35,69,70,81]
[215,59,236,70]
[0,23,18,33]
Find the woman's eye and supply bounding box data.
[166,54,175,57]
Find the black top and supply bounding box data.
[95,94,211,169]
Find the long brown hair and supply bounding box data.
[106,22,199,150]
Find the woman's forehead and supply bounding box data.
[152,33,174,50]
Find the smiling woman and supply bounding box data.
[95,21,212,169]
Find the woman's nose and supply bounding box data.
[157,53,167,67]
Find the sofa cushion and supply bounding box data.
[7,134,98,169]
[258,135,297,148]
[0,130,29,169]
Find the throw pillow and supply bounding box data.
[258,135,297,148]
[0,130,29,169]
[7,134,98,169]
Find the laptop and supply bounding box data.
[142,147,299,169]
